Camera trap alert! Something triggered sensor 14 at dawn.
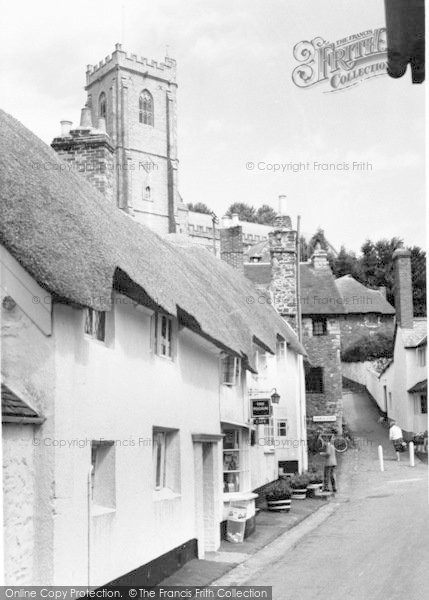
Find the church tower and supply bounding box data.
[84,43,186,234]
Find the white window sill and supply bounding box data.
[223,491,258,502]
[153,488,181,501]
[91,504,116,517]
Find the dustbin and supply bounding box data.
[226,503,247,543]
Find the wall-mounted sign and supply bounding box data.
[251,398,271,418]
[253,417,269,425]
[313,415,337,422]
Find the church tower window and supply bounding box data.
[98,92,106,119]
[139,90,154,126]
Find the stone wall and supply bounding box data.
[2,425,36,585]
[339,314,395,351]
[302,317,343,433]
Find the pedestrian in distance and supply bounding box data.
[320,434,337,493]
[389,420,406,461]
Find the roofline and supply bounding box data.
[2,415,45,425]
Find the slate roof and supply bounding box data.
[1,383,43,423]
[402,318,427,348]
[407,379,427,394]
[0,110,305,370]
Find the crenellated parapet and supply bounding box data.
[86,43,176,87]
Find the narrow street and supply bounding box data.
[242,388,429,599]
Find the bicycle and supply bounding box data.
[312,429,348,453]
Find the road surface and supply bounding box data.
[243,389,429,600]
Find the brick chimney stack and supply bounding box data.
[220,218,244,271]
[268,195,298,330]
[393,248,414,329]
[51,107,114,203]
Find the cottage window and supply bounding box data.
[264,418,275,450]
[277,419,288,437]
[256,350,268,379]
[139,90,154,126]
[154,313,174,359]
[416,346,426,367]
[312,317,327,336]
[98,92,106,119]
[276,340,287,358]
[91,441,116,509]
[152,428,180,493]
[222,427,249,493]
[221,355,241,386]
[415,394,427,414]
[305,366,324,393]
[84,308,106,342]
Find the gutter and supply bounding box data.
[2,415,45,425]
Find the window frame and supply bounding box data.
[139,89,154,126]
[84,308,106,342]
[153,312,175,360]
[222,427,249,493]
[416,346,427,367]
[277,419,288,437]
[221,354,241,386]
[98,92,107,119]
[415,394,427,414]
[312,317,327,336]
[305,366,324,394]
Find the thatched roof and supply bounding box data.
[299,263,345,315]
[335,275,395,315]
[0,110,305,369]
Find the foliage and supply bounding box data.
[330,237,426,317]
[226,202,278,225]
[290,473,311,489]
[341,332,394,363]
[307,468,324,484]
[265,479,292,501]
[187,202,212,215]
[256,204,277,225]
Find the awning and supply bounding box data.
[1,382,45,424]
[407,379,427,394]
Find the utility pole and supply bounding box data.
[211,211,219,255]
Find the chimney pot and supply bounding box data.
[80,106,93,129]
[222,215,232,228]
[60,120,73,137]
[98,117,107,133]
[278,195,287,215]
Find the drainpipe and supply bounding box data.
[87,466,93,586]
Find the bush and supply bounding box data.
[265,480,292,501]
[290,473,311,489]
[341,332,394,363]
[308,470,323,485]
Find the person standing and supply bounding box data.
[389,420,405,461]
[320,436,337,493]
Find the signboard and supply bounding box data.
[253,417,269,425]
[251,398,271,418]
[313,415,337,423]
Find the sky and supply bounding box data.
[0,0,425,253]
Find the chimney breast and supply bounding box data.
[393,248,413,329]
[311,242,329,270]
[220,226,244,271]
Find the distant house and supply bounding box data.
[243,226,395,434]
[388,250,427,436]
[0,109,307,586]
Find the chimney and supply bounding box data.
[220,224,244,271]
[51,109,114,203]
[268,206,298,330]
[393,248,413,329]
[231,212,240,225]
[311,242,329,270]
[60,120,73,137]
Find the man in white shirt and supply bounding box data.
[389,420,405,461]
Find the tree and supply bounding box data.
[226,202,257,223]
[187,202,212,214]
[255,205,277,225]
[409,246,427,316]
[332,246,358,278]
